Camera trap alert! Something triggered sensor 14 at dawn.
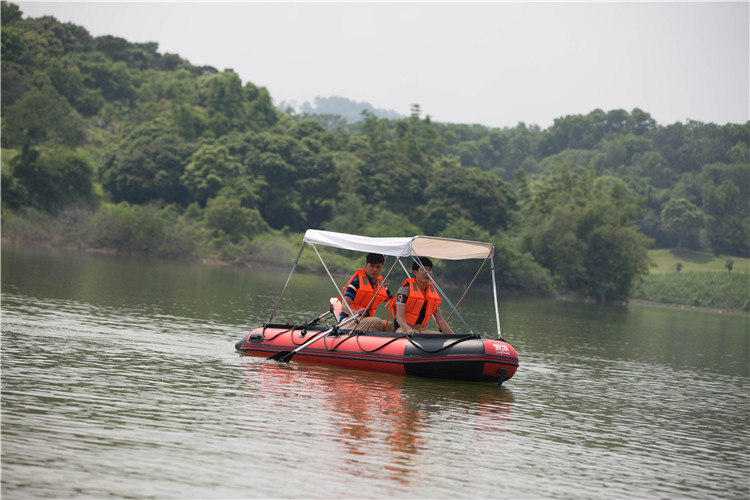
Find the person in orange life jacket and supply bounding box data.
[391,257,454,335]
[338,253,394,332]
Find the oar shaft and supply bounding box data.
[269,314,360,362]
[298,314,359,352]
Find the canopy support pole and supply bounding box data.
[398,259,411,277]
[310,243,355,318]
[490,255,504,341]
[312,245,399,329]
[446,254,491,322]
[266,240,306,324]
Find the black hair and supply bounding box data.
[411,256,433,271]
[366,253,385,265]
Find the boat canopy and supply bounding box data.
[303,229,493,260]
[267,229,503,340]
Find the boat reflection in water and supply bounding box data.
[240,358,514,485]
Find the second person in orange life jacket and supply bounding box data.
[391,257,454,335]
[338,253,394,332]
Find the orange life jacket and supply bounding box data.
[389,278,442,327]
[341,268,389,317]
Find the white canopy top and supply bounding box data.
[303,229,493,260]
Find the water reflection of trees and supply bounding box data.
[240,359,514,485]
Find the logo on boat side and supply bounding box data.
[493,343,510,355]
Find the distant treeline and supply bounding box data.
[1,1,748,306]
[277,96,405,125]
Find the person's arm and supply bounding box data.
[432,307,454,334]
[343,295,365,317]
[395,302,417,334]
[340,276,365,317]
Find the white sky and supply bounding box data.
[15,1,750,129]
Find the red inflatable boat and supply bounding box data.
[235,324,519,383]
[236,230,520,385]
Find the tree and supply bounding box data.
[76,53,135,102]
[521,163,651,302]
[204,195,268,244]
[244,132,322,231]
[362,110,387,152]
[422,161,516,234]
[583,221,651,302]
[1,1,22,25]
[702,167,749,256]
[244,82,278,130]
[294,152,338,229]
[201,71,246,136]
[6,147,96,212]
[169,103,208,140]
[633,151,674,188]
[100,121,195,205]
[199,71,278,136]
[392,105,441,166]
[1,87,86,148]
[660,198,704,248]
[355,150,427,216]
[180,144,245,207]
[628,108,656,135]
[48,56,104,116]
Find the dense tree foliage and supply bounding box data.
[2,2,748,304]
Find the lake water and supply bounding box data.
[2,245,748,499]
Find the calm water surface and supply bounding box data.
[2,246,748,499]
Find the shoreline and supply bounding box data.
[626,299,748,317]
[3,239,747,317]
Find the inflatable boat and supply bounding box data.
[235,324,518,383]
[235,230,520,385]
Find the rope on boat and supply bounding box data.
[262,317,331,344]
[404,334,478,354]
[319,330,479,355]
[263,322,480,354]
[261,324,297,341]
[319,330,406,353]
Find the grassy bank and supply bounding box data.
[630,271,749,312]
[630,249,750,313]
[648,249,750,274]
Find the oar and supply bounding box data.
[268,314,360,363]
[297,297,338,327]
[303,300,336,326]
[306,310,331,326]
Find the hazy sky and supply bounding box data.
[16,1,750,129]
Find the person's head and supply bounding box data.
[366,253,385,266]
[411,257,433,283]
[364,253,385,280]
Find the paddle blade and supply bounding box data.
[267,350,294,363]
